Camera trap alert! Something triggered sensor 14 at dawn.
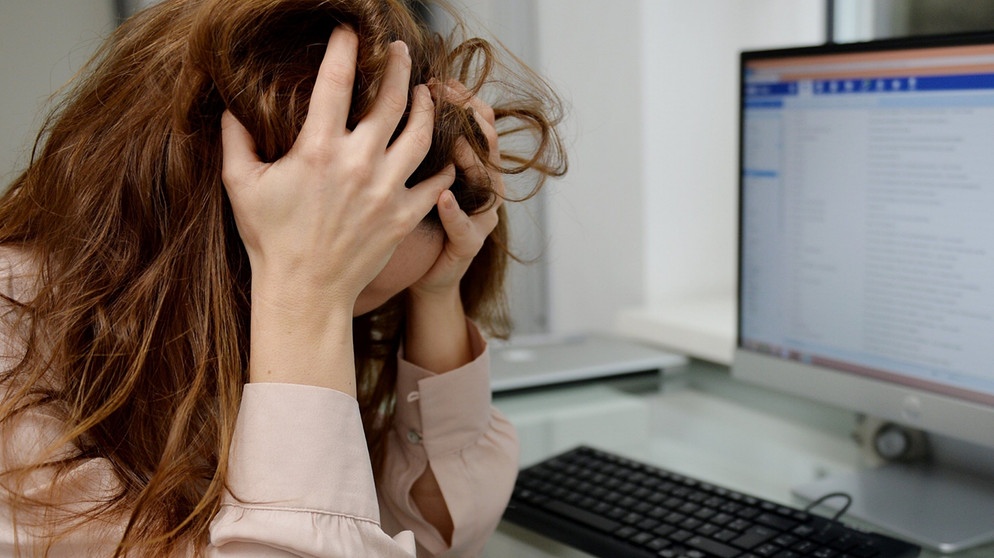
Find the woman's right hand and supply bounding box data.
[220,26,453,393]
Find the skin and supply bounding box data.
[220,25,505,546]
[352,222,444,317]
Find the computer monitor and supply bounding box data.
[734,33,994,553]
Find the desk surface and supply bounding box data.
[485,360,991,558]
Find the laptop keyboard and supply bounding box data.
[503,446,921,558]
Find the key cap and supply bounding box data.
[733,525,777,549]
[686,535,741,558]
[756,512,798,531]
[543,501,620,532]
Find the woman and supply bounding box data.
[0,0,565,555]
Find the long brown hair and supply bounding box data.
[0,0,564,554]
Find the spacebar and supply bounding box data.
[686,536,740,558]
[543,501,621,533]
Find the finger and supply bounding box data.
[220,111,263,187]
[475,119,505,200]
[356,40,412,145]
[434,80,500,163]
[470,110,500,164]
[299,25,358,140]
[404,164,456,224]
[452,136,489,189]
[438,190,478,255]
[386,84,434,177]
[460,112,504,199]
[438,190,497,257]
[443,80,496,127]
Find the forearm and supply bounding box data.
[248,282,358,396]
[404,288,473,374]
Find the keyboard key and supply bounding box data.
[614,525,637,538]
[696,523,720,537]
[543,500,619,532]
[652,524,676,538]
[830,532,865,551]
[647,537,671,551]
[728,518,752,531]
[733,526,777,549]
[756,512,798,531]
[774,534,799,547]
[622,512,644,525]
[714,529,739,543]
[630,531,654,545]
[637,517,660,531]
[711,512,735,526]
[686,535,740,558]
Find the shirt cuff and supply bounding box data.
[393,320,492,458]
[225,383,380,523]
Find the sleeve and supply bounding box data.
[208,383,419,557]
[0,382,423,557]
[378,321,520,558]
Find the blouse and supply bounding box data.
[0,246,519,556]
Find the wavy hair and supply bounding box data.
[0,0,565,554]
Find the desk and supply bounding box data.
[483,360,992,557]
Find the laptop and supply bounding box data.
[489,334,687,392]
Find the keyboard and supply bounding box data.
[503,446,921,558]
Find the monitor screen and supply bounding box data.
[734,33,994,551]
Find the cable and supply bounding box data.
[804,491,853,522]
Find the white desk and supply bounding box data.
[484,360,992,558]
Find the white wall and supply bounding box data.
[642,1,826,307]
[534,1,647,336]
[0,1,116,188]
[527,0,825,340]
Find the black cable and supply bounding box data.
[804,491,853,522]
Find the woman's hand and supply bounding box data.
[404,82,505,374]
[408,82,505,300]
[222,26,453,316]
[220,26,453,393]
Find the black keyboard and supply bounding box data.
[504,446,921,558]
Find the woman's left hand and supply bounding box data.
[409,82,504,299]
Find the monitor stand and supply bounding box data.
[793,460,994,553]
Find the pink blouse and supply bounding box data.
[0,247,519,556]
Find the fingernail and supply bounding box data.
[393,40,409,57]
[416,84,432,104]
[442,190,456,209]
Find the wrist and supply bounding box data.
[408,283,462,310]
[404,287,472,374]
[248,281,359,395]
